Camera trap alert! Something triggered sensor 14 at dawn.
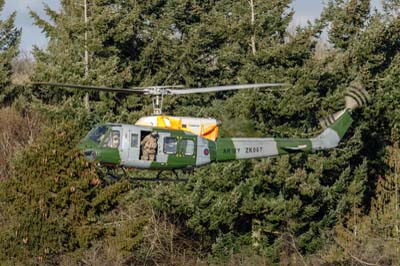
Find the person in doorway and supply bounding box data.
[141,132,158,161]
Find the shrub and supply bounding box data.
[0,120,131,265]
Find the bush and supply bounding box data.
[0,120,131,265]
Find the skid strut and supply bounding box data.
[129,177,187,182]
[102,167,188,183]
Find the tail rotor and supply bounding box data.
[344,80,370,111]
[319,81,370,129]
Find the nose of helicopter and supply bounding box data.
[78,138,98,161]
[78,135,121,165]
[83,149,97,161]
[80,147,98,161]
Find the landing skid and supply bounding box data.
[99,167,188,183]
[128,177,187,182]
[128,169,188,182]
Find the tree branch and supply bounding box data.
[333,237,381,266]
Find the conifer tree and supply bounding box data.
[323,0,370,49]
[0,0,20,95]
[382,0,400,17]
[322,140,400,265]
[24,0,400,263]
[31,1,133,103]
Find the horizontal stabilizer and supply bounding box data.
[281,144,308,151]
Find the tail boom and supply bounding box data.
[214,111,353,162]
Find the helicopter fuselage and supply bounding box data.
[79,111,353,170]
[34,80,369,173]
[81,123,211,170]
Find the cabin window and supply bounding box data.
[164,137,177,154]
[131,133,138,148]
[181,139,195,156]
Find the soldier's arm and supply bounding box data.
[141,135,149,145]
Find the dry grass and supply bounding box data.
[136,209,205,266]
[59,197,206,266]
[0,107,43,180]
[11,51,34,86]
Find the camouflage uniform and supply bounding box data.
[141,133,157,161]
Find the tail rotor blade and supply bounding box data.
[344,81,370,110]
[319,80,370,129]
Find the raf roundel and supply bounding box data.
[204,148,209,156]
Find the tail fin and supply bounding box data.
[313,81,370,150]
[214,81,370,161]
[312,111,353,151]
[319,81,370,129]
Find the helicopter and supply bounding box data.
[33,81,370,182]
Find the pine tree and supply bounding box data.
[24,0,400,263]
[0,0,21,97]
[31,1,132,102]
[0,120,135,264]
[322,140,400,265]
[382,0,400,17]
[323,0,370,49]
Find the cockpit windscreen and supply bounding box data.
[88,126,108,144]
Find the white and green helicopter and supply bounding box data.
[34,81,369,181]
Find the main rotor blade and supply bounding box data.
[166,83,288,95]
[32,82,288,96]
[31,82,146,94]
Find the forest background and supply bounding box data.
[0,0,399,265]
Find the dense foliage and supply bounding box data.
[0,0,399,265]
[0,0,21,102]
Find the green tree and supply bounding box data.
[321,140,399,265]
[0,120,135,265]
[0,0,21,98]
[151,1,400,263]
[31,1,132,103]
[323,0,370,49]
[31,0,301,121]
[382,0,400,17]
[24,0,400,264]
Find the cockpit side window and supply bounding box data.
[103,130,121,148]
[89,126,108,144]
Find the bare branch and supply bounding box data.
[287,233,309,266]
[333,237,381,266]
